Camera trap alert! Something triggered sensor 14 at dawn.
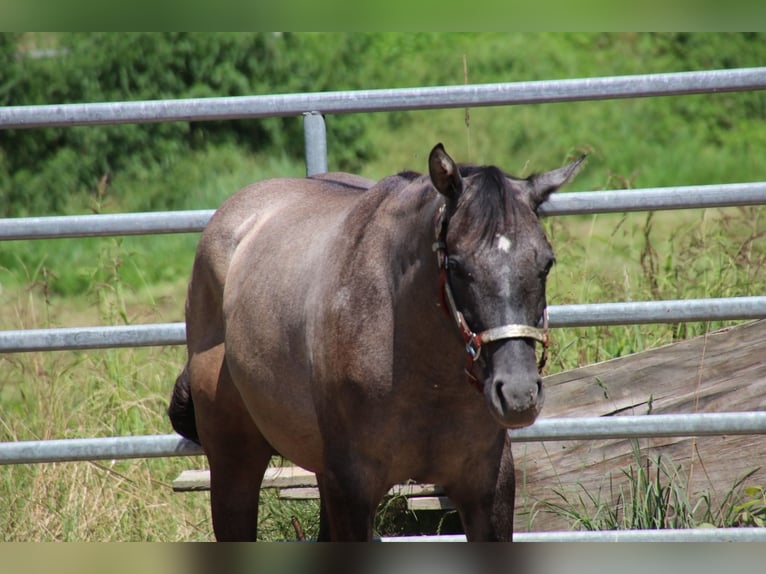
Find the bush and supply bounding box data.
[0,33,375,216]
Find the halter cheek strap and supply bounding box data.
[432,205,550,392]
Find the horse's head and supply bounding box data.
[429,143,584,428]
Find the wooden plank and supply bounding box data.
[389,483,444,497]
[173,464,317,492]
[263,465,317,488]
[275,482,446,501]
[407,496,455,511]
[279,487,320,500]
[174,466,446,496]
[173,468,451,509]
[172,469,211,492]
[513,319,766,532]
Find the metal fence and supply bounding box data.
[2,67,766,542]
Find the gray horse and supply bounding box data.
[169,144,584,541]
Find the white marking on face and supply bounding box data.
[497,234,512,254]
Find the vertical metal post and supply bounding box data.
[303,111,328,176]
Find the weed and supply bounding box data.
[732,485,766,527]
[537,441,764,531]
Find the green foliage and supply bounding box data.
[732,485,766,527]
[0,33,376,216]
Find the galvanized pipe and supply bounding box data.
[0,323,186,353]
[383,528,766,542]
[2,67,765,542]
[0,210,215,241]
[539,181,766,216]
[303,112,328,176]
[507,412,766,442]
[0,434,202,465]
[2,68,765,130]
[1,181,765,241]
[2,411,764,465]
[2,298,765,353]
[549,297,766,327]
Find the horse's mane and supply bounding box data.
[456,164,521,245]
[376,165,522,246]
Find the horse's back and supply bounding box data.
[185,175,370,347]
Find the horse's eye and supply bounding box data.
[543,257,556,277]
[448,257,472,279]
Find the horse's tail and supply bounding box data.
[168,364,200,444]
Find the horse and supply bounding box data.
[168,143,584,541]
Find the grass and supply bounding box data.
[533,441,766,531]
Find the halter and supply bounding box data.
[432,205,549,392]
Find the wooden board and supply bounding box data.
[173,465,316,492]
[174,467,453,509]
[513,319,766,532]
[278,487,320,500]
[172,469,211,492]
[407,496,455,511]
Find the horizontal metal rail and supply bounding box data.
[2,412,764,465]
[507,412,766,442]
[0,434,203,465]
[384,528,766,542]
[0,210,215,241]
[2,68,765,130]
[539,181,766,216]
[2,298,764,353]
[550,296,766,327]
[0,323,187,353]
[2,181,766,240]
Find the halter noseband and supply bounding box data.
[432,205,550,392]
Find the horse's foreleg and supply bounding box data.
[315,479,331,541]
[448,432,515,542]
[315,461,383,541]
[489,433,516,540]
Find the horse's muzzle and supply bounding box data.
[487,372,544,429]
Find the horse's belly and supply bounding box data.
[229,363,325,471]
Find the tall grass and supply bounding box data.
[0,349,213,540]
[536,441,766,531]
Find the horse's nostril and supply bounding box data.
[494,380,509,412]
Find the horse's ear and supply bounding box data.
[525,154,587,211]
[428,143,462,202]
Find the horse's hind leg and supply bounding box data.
[191,344,274,541]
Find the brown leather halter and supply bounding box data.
[432,205,549,392]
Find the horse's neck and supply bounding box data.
[388,191,465,377]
